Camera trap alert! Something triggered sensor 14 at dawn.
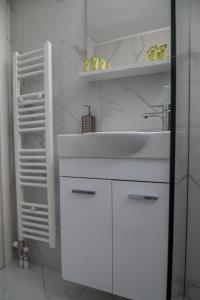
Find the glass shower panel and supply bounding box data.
[186,0,200,299]
[170,0,190,299]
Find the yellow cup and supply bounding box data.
[151,46,158,61]
[83,58,91,72]
[158,44,168,60]
[99,58,107,70]
[147,46,157,62]
[92,57,100,71]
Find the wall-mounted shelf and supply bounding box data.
[79,60,171,82]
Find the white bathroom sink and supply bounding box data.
[57,131,170,159]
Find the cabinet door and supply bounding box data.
[113,181,169,300]
[60,177,112,293]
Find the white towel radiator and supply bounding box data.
[12,41,56,248]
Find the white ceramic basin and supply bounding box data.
[57,131,170,159]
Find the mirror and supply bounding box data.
[87,0,171,70]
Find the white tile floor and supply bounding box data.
[0,263,190,300]
[0,263,123,300]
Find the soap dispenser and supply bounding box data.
[82,105,96,133]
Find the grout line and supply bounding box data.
[189,175,200,190]
[175,175,188,186]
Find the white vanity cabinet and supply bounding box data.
[112,181,169,300]
[60,178,112,293]
[59,157,170,300]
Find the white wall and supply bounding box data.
[10,0,170,277]
[0,0,12,266]
[88,0,170,43]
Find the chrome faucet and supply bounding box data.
[142,104,171,131]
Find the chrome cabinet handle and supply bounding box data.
[128,193,158,201]
[72,189,96,195]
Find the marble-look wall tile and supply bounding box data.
[101,73,170,131]
[186,2,200,300]
[175,129,189,184]
[172,179,187,300]
[10,0,101,271]
[185,179,200,300]
[190,0,200,129]
[10,0,171,288]
[189,128,200,183]
[175,0,190,130]
[190,12,200,130]
[0,0,13,265]
[94,28,171,68]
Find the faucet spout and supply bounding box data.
[142,104,171,131]
[142,112,163,119]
